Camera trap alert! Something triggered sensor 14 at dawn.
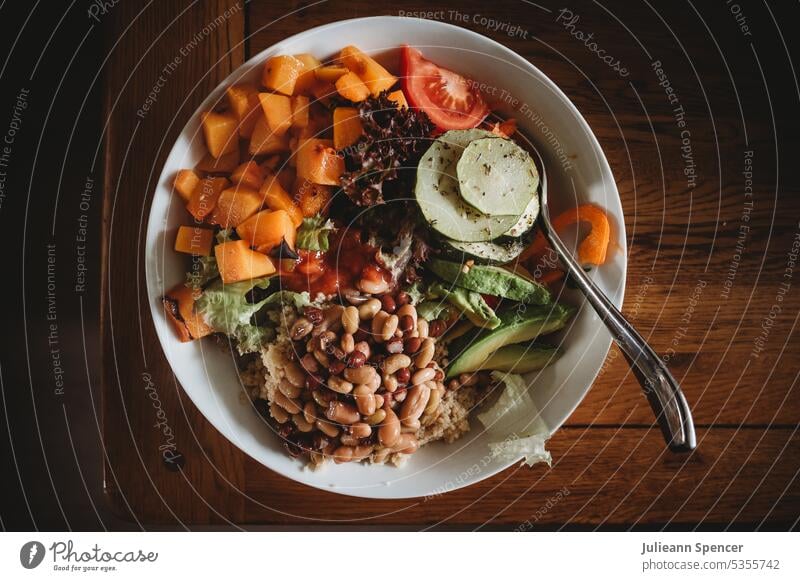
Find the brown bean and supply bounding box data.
[345,350,366,368]
[351,445,374,461]
[378,408,401,447]
[384,353,411,375]
[340,332,355,354]
[373,394,385,409]
[380,294,396,313]
[371,311,389,340]
[400,384,431,425]
[293,413,314,432]
[316,419,340,438]
[342,306,360,334]
[327,375,354,394]
[290,317,313,340]
[358,278,389,295]
[303,401,317,424]
[278,379,301,400]
[343,289,369,305]
[303,306,323,324]
[381,314,399,342]
[351,422,371,439]
[404,337,421,354]
[395,367,411,384]
[353,384,377,415]
[274,390,301,415]
[332,446,354,463]
[383,374,399,393]
[401,418,421,432]
[396,291,410,306]
[353,341,371,359]
[397,304,417,325]
[428,319,446,338]
[398,314,413,334]
[269,402,289,424]
[300,353,319,374]
[313,349,330,367]
[344,365,378,385]
[392,433,419,454]
[424,386,442,416]
[328,359,345,376]
[283,360,306,388]
[366,409,386,425]
[411,367,436,386]
[357,298,381,320]
[326,401,360,424]
[416,318,429,339]
[414,338,435,369]
[339,434,360,446]
[323,305,345,332]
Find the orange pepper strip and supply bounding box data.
[520,204,611,266]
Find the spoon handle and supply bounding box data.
[541,222,697,452]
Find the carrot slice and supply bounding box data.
[521,204,611,266]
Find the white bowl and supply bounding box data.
[145,16,626,499]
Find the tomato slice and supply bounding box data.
[400,45,490,130]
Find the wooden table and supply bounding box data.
[100,0,800,529]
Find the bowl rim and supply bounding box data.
[145,15,626,499]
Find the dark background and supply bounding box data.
[1,0,799,530]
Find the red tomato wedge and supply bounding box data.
[400,45,490,130]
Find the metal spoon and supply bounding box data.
[530,145,696,452]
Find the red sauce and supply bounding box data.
[278,228,390,297]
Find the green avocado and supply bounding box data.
[447,303,575,378]
[428,258,551,304]
[427,282,501,329]
[478,344,560,374]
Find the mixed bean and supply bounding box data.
[262,290,450,465]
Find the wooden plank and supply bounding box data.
[239,428,800,528]
[101,0,246,524]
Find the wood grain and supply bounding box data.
[100,0,800,527]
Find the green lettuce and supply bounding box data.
[296,215,334,252]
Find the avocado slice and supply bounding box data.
[447,303,575,378]
[428,258,551,305]
[479,344,560,373]
[427,282,501,329]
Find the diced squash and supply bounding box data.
[333,107,363,150]
[201,111,239,158]
[260,155,282,172]
[215,240,276,283]
[208,187,263,228]
[163,284,213,341]
[315,65,349,83]
[262,55,304,96]
[293,178,333,217]
[276,166,296,191]
[335,71,370,102]
[293,53,322,94]
[195,148,240,173]
[236,209,297,254]
[226,84,262,138]
[186,176,228,221]
[174,225,214,256]
[260,174,303,226]
[387,90,408,109]
[174,169,201,202]
[296,138,345,185]
[258,92,293,137]
[291,95,310,128]
[249,116,290,156]
[231,161,265,190]
[339,46,397,96]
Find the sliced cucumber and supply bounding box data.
[415,130,520,242]
[503,192,540,237]
[457,137,539,217]
[443,238,526,265]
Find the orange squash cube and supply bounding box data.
[335,71,370,102]
[215,240,276,283]
[291,95,310,128]
[163,284,213,341]
[293,53,321,94]
[236,209,297,254]
[226,84,262,138]
[195,148,240,173]
[293,178,333,217]
[333,107,363,150]
[262,55,304,95]
[258,92,293,137]
[174,225,214,256]
[174,169,200,202]
[249,116,290,156]
[201,111,239,158]
[260,155,282,172]
[260,174,303,226]
[276,166,296,191]
[387,90,408,109]
[208,187,263,228]
[296,138,344,185]
[186,176,228,221]
[339,46,397,96]
[315,65,349,83]
[311,81,336,106]
[231,161,265,190]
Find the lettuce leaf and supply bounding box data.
[296,215,334,252]
[185,256,219,289]
[477,371,551,467]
